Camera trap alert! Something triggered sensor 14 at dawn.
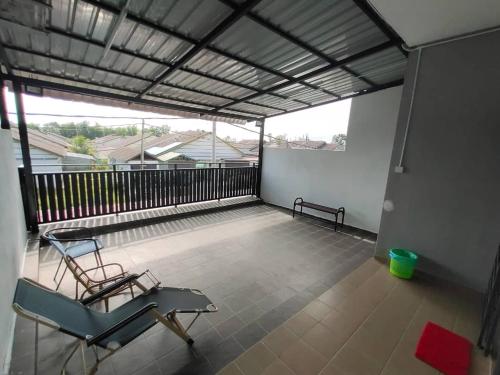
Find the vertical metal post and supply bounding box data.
[212,120,216,163]
[13,81,38,232]
[140,118,145,170]
[0,80,10,130]
[112,164,118,215]
[218,162,222,201]
[256,119,265,198]
[174,164,178,207]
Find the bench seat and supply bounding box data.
[292,197,345,231]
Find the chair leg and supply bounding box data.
[154,310,194,345]
[56,266,68,291]
[53,257,64,282]
[96,251,107,280]
[60,340,81,375]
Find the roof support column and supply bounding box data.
[256,119,265,198]
[13,81,38,232]
[0,80,9,129]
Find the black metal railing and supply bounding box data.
[22,164,257,224]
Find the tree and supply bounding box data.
[69,135,95,156]
[332,133,347,146]
[147,124,171,136]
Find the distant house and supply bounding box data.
[230,139,260,156]
[265,139,342,151]
[11,127,95,172]
[92,134,155,160]
[107,131,245,170]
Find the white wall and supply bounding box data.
[261,86,402,233]
[0,130,27,372]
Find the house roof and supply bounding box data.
[108,131,206,162]
[156,152,194,162]
[10,127,68,157]
[0,0,406,123]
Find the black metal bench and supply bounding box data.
[292,197,345,231]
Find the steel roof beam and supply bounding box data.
[1,73,260,122]
[11,66,273,118]
[78,0,338,98]
[33,22,312,107]
[100,0,131,61]
[265,78,404,119]
[2,44,286,115]
[218,0,377,87]
[138,0,263,97]
[351,0,408,57]
[211,40,394,113]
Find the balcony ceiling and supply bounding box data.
[369,0,500,47]
[0,0,407,123]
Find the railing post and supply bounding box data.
[218,162,222,201]
[256,119,265,198]
[112,164,118,215]
[252,163,256,196]
[174,164,178,207]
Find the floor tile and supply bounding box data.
[280,339,328,375]
[236,343,276,375]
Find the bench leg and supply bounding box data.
[341,211,345,228]
[292,204,296,218]
[334,214,338,232]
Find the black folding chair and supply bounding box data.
[13,276,217,374]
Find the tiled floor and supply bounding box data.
[9,204,374,375]
[219,259,491,375]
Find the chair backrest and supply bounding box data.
[12,278,103,340]
[64,255,91,288]
[44,233,67,255]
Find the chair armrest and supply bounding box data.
[45,227,93,238]
[86,302,158,346]
[48,237,101,252]
[84,263,125,275]
[81,274,140,306]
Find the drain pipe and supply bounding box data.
[396,48,421,173]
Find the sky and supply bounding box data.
[4,89,351,142]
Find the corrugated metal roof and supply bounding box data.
[0,0,407,122]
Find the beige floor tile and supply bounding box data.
[280,339,328,375]
[262,359,295,375]
[302,322,345,359]
[217,362,244,375]
[236,343,276,375]
[321,307,365,343]
[347,283,423,366]
[329,345,383,375]
[470,347,492,375]
[285,310,318,337]
[263,326,299,357]
[317,286,350,308]
[319,362,349,375]
[303,300,331,321]
[341,258,382,288]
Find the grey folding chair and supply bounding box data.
[13,276,217,374]
[41,227,104,290]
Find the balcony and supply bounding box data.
[9,205,489,375]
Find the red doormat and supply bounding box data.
[415,321,472,375]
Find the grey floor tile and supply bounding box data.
[233,322,267,349]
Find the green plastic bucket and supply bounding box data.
[389,249,418,279]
